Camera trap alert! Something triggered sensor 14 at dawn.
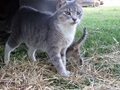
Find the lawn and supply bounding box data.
[77,6,120,56]
[0,6,120,90]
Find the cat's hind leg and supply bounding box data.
[27,47,36,62]
[4,43,17,64]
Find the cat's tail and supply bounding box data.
[77,27,87,45]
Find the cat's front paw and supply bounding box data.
[66,70,70,76]
[59,70,70,77]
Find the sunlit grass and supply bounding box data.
[76,6,120,56]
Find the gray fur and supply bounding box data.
[4,0,83,76]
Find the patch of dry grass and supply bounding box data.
[0,46,120,90]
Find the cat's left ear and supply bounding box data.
[57,0,75,9]
[57,0,67,9]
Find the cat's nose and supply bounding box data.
[72,18,77,22]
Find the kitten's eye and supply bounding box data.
[65,11,71,15]
[77,12,81,15]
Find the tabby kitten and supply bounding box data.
[4,0,83,76]
[66,27,87,65]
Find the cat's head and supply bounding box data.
[56,0,83,25]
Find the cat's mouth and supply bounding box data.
[70,21,77,25]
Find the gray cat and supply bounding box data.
[4,0,83,76]
[66,27,87,65]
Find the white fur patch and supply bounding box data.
[58,23,77,46]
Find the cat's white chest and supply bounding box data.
[58,24,77,46]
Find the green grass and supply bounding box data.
[76,6,120,56]
[0,6,120,90]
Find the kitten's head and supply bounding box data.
[56,0,83,25]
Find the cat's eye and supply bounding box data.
[77,12,81,15]
[65,11,71,15]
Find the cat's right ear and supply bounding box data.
[57,0,67,9]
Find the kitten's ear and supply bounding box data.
[57,0,67,9]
